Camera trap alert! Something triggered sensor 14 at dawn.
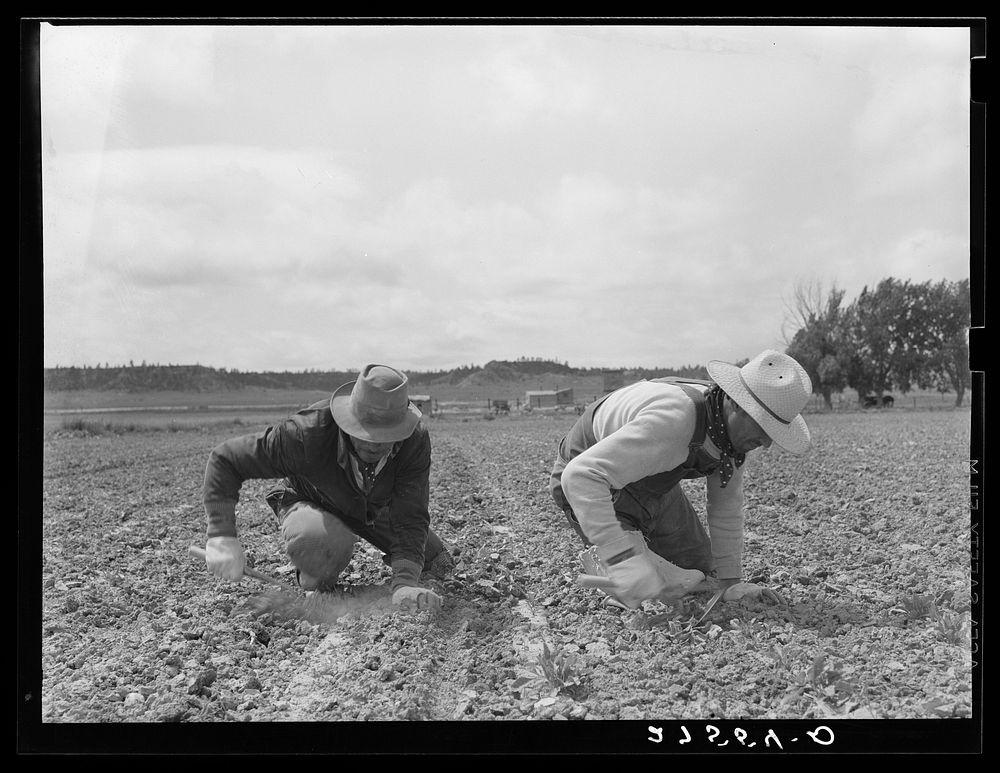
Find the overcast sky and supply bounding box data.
[38,21,973,373]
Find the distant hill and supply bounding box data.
[42,359,711,393]
[447,359,576,387]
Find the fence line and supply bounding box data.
[807,391,961,412]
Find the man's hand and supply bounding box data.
[605,553,666,608]
[594,533,669,608]
[392,585,443,612]
[205,536,245,581]
[722,582,784,604]
[643,551,706,600]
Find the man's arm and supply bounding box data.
[385,429,432,590]
[203,423,303,538]
[705,463,746,580]
[705,466,785,603]
[561,407,695,547]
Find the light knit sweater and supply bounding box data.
[560,380,745,579]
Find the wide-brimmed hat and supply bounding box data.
[706,349,812,454]
[330,364,422,443]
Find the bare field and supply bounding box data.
[41,379,607,413]
[30,407,978,751]
[43,382,960,413]
[42,382,964,438]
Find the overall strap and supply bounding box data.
[557,379,720,508]
[649,377,712,454]
[673,382,709,461]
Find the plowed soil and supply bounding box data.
[29,408,978,751]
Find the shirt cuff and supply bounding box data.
[595,530,641,563]
[712,558,742,580]
[205,500,238,539]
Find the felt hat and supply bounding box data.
[706,349,812,454]
[330,364,422,442]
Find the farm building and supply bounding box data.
[410,395,433,416]
[525,388,574,408]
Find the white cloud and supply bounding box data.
[44,145,363,283]
[118,25,218,106]
[37,23,973,372]
[470,28,600,129]
[850,29,970,202]
[881,229,971,283]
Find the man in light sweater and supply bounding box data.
[549,350,812,609]
[200,364,452,612]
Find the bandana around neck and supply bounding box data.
[354,456,380,493]
[704,385,746,488]
[343,431,392,494]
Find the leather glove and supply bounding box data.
[722,582,784,604]
[643,549,707,600]
[391,585,443,612]
[205,535,245,581]
[596,534,665,609]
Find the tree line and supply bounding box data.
[783,277,970,408]
[44,278,970,408]
[42,359,708,393]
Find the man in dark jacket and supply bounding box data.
[200,363,452,611]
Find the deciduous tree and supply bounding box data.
[918,279,971,406]
[842,278,908,402]
[782,281,849,409]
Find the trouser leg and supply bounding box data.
[359,523,447,565]
[279,501,359,591]
[556,481,713,575]
[348,511,451,578]
[633,485,713,575]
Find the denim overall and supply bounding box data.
[549,378,724,574]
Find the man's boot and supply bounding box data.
[420,530,455,582]
[421,548,455,582]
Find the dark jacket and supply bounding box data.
[203,399,431,583]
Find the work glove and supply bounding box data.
[596,534,666,609]
[205,535,245,581]
[722,582,784,605]
[392,585,443,612]
[643,549,707,601]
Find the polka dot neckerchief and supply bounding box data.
[355,457,381,493]
[345,439,397,494]
[704,385,745,488]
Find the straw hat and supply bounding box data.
[706,350,812,454]
[330,364,422,442]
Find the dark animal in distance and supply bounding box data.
[862,394,895,408]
